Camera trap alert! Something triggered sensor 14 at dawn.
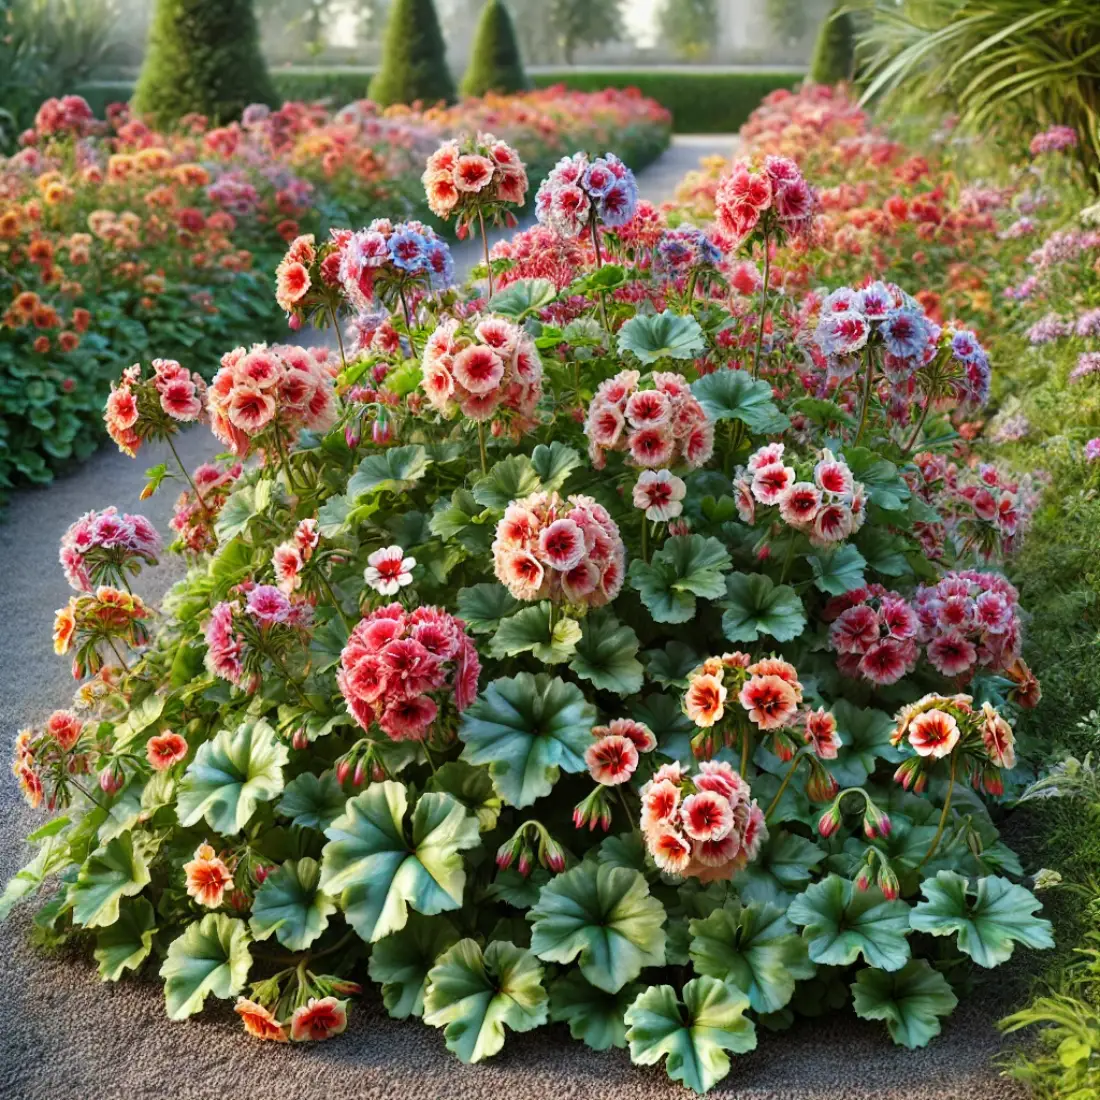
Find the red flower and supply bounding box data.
[681,791,734,842]
[235,998,287,1042]
[146,730,189,770]
[738,674,799,730]
[290,997,348,1042]
[908,710,960,758]
[585,734,639,786]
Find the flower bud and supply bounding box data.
[370,761,386,783]
[372,418,393,445]
[817,803,843,838]
[344,422,361,449]
[572,786,613,832]
[863,800,891,840]
[893,756,923,791]
[288,313,302,331]
[854,866,874,892]
[352,759,367,788]
[805,758,839,803]
[517,847,533,878]
[292,727,309,751]
[98,764,124,795]
[542,837,566,874]
[329,979,362,997]
[335,758,351,785]
[254,864,271,885]
[878,865,900,901]
[495,840,515,871]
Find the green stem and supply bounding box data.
[751,227,771,381]
[778,537,796,585]
[478,208,494,300]
[476,421,488,474]
[640,510,649,563]
[329,302,347,369]
[918,752,958,870]
[854,345,876,447]
[68,776,110,812]
[399,286,412,329]
[318,573,353,633]
[166,434,211,521]
[685,268,699,316]
[105,637,129,669]
[740,725,753,779]
[615,784,640,839]
[272,650,312,710]
[422,742,439,776]
[900,394,933,457]
[764,750,806,823]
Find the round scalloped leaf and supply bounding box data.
[278,770,348,832]
[489,277,557,318]
[807,545,867,597]
[721,572,807,643]
[568,611,644,694]
[160,914,252,1021]
[423,939,548,1063]
[249,857,336,951]
[851,960,958,1049]
[732,829,825,905]
[528,863,667,993]
[427,760,503,832]
[691,368,789,434]
[347,444,431,498]
[368,913,461,1019]
[628,535,731,624]
[94,896,156,981]
[624,976,757,1095]
[459,672,595,808]
[70,833,152,929]
[550,971,641,1051]
[787,874,912,972]
[455,583,521,634]
[688,900,815,1014]
[909,871,1054,968]
[319,781,480,943]
[489,605,582,664]
[829,699,902,786]
[617,310,705,364]
[176,718,288,836]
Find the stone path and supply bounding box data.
[0,136,1026,1099]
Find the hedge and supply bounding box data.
[76,68,805,134]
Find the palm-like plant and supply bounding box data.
[854,1,1100,187]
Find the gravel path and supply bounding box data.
[0,136,1027,1100]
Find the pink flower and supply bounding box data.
[803,709,841,759]
[830,605,879,654]
[364,545,416,596]
[184,843,233,907]
[290,997,348,1042]
[539,519,586,572]
[980,702,1016,768]
[585,734,639,786]
[650,829,692,874]
[452,345,504,395]
[159,378,203,421]
[927,632,978,677]
[247,584,291,625]
[908,710,960,758]
[625,389,672,428]
[628,427,675,468]
[859,638,913,685]
[778,482,822,526]
[641,779,680,835]
[46,710,83,750]
[695,760,748,802]
[146,730,188,770]
[684,673,727,727]
[751,462,795,504]
[454,154,495,193]
[273,543,305,594]
[379,694,438,741]
[497,549,546,600]
[633,469,686,521]
[681,791,734,842]
[228,387,276,435]
[606,717,656,753]
[738,675,799,730]
[275,261,311,311]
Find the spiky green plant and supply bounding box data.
[368,0,456,107]
[461,1,530,97]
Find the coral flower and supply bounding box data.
[454,154,495,192]
[606,717,656,753]
[184,843,234,907]
[926,632,978,677]
[907,710,960,758]
[235,998,288,1042]
[779,483,822,526]
[585,734,639,786]
[803,708,841,759]
[452,345,504,395]
[681,791,734,842]
[146,731,189,771]
[364,545,416,595]
[980,702,1016,769]
[738,674,799,730]
[498,549,546,600]
[641,779,680,834]
[53,602,76,654]
[379,694,438,741]
[650,830,692,874]
[684,673,727,727]
[46,709,83,750]
[290,997,348,1042]
[695,760,748,802]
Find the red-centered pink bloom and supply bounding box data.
[454,154,495,192]
[275,261,311,312]
[290,997,348,1042]
[981,702,1016,768]
[633,469,686,521]
[881,597,918,639]
[160,378,203,421]
[247,584,291,625]
[46,709,82,750]
[585,734,639,786]
[184,843,233,907]
[859,638,912,685]
[908,709,960,758]
[498,549,546,600]
[779,482,822,526]
[539,518,586,572]
[739,675,799,730]
[273,543,305,594]
[379,694,438,741]
[695,760,749,802]
[812,502,853,545]
[684,673,727,727]
[452,345,504,395]
[606,717,657,753]
[625,389,672,428]
[235,998,288,1042]
[651,830,692,874]
[751,462,795,505]
[364,545,416,595]
[146,731,188,770]
[830,604,880,654]
[641,779,680,834]
[681,791,734,841]
[927,632,978,677]
[628,426,674,468]
[228,386,276,434]
[747,658,802,697]
[814,455,854,495]
[803,709,841,759]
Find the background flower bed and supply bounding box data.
[0,86,671,507]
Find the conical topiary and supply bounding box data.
[132,0,278,126]
[460,0,530,98]
[809,0,855,86]
[368,0,456,107]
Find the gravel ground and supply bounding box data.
[0,136,1029,1099]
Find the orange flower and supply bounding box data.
[53,601,76,654]
[183,843,234,907]
[27,238,53,265]
[235,998,287,1042]
[738,674,800,731]
[33,336,50,354]
[0,210,21,238]
[58,331,79,352]
[146,731,189,771]
[907,710,960,759]
[13,291,39,316]
[72,307,91,332]
[684,672,727,728]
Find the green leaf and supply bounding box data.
[249,858,336,951]
[347,445,431,498]
[734,830,825,905]
[617,311,705,364]
[487,867,551,909]
[368,913,461,1019]
[94,896,156,981]
[692,369,789,434]
[529,864,666,994]
[427,761,503,832]
[789,396,856,430]
[625,977,757,1095]
[489,278,557,318]
[429,488,490,548]
[278,771,348,832]
[830,700,901,786]
[788,875,911,972]
[643,641,702,688]
[459,673,595,808]
[215,485,257,543]
[856,528,912,578]
[628,535,731,624]
[807,545,867,596]
[688,900,815,1014]
[160,914,252,1020]
[472,455,540,510]
[70,833,152,929]
[909,872,1054,968]
[721,572,807,643]
[455,583,522,634]
[490,605,581,664]
[424,939,548,1063]
[842,447,910,511]
[0,836,72,922]
[569,611,644,694]
[319,782,480,943]
[851,961,958,1049]
[530,442,582,491]
[550,971,640,1051]
[177,719,288,836]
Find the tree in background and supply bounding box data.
[810,0,855,84]
[766,0,809,47]
[461,1,529,96]
[133,0,278,124]
[368,0,455,105]
[255,0,340,58]
[657,0,717,61]
[546,0,623,65]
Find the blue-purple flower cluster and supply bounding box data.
[655,227,723,274]
[338,218,455,311]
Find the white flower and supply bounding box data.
[632,469,686,521]
[364,545,415,595]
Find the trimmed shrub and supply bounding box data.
[809,1,855,86]
[461,0,530,97]
[132,0,278,125]
[368,0,456,107]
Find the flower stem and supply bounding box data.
[764,750,806,823]
[589,217,603,268]
[476,421,488,474]
[751,228,771,381]
[778,536,796,585]
[166,434,211,521]
[901,394,933,457]
[615,785,640,838]
[685,268,699,316]
[317,573,353,634]
[329,303,347,369]
[399,286,412,329]
[478,208,494,300]
[105,637,129,670]
[918,751,958,870]
[640,510,649,563]
[68,776,110,812]
[740,726,753,779]
[855,345,876,447]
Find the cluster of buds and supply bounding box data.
[53,585,152,678]
[332,740,390,789]
[853,847,901,901]
[818,789,899,898]
[496,820,566,878]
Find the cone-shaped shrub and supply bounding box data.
[369,0,456,107]
[809,0,855,86]
[133,0,278,126]
[461,0,530,98]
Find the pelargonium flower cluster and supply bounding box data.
[59,506,160,591]
[31,94,96,138]
[422,133,528,230]
[336,604,479,741]
[714,154,815,248]
[207,343,337,456]
[204,585,314,688]
[104,359,208,457]
[11,710,90,811]
[170,462,244,555]
[535,152,639,237]
[654,227,723,275]
[584,369,713,471]
[1029,125,1078,156]
[892,692,1017,796]
[492,491,625,609]
[825,585,920,686]
[733,443,866,547]
[420,314,542,426]
[337,218,455,312]
[913,571,1022,680]
[53,586,152,678]
[638,760,766,883]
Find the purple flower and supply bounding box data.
[857,282,894,320]
[387,229,429,274]
[950,329,984,364]
[1087,438,1100,463]
[880,308,931,360]
[596,178,638,228]
[247,585,291,625]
